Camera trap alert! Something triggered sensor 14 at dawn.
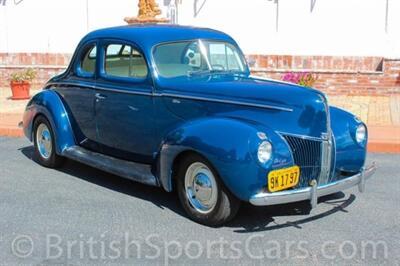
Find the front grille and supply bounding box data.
[283,135,322,188]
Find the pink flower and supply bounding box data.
[282,72,317,87]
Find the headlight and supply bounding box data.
[258,141,272,163]
[356,124,366,143]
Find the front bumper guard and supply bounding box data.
[249,163,377,208]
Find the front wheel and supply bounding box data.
[33,116,64,168]
[176,154,240,226]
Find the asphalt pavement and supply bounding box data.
[0,137,399,265]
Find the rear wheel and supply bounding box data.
[176,154,240,226]
[33,116,64,168]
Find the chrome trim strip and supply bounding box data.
[249,163,377,207]
[278,131,324,142]
[318,139,332,185]
[47,82,95,89]
[159,93,293,112]
[49,82,293,112]
[318,95,333,185]
[329,132,337,182]
[95,86,153,96]
[48,82,153,96]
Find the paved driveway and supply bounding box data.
[0,137,399,265]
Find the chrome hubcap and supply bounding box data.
[36,123,52,159]
[185,162,218,214]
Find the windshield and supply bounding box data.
[153,40,248,78]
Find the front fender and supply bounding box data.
[159,117,294,201]
[330,106,367,173]
[23,89,75,154]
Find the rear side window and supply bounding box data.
[105,44,148,78]
[81,44,97,74]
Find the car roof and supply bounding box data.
[82,24,236,49]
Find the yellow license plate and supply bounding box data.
[268,166,300,192]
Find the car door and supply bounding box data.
[55,41,98,148]
[94,41,155,163]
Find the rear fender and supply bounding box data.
[23,89,75,154]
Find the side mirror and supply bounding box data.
[247,58,257,68]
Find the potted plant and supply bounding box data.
[9,68,37,100]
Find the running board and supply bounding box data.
[62,146,159,187]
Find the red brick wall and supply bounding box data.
[0,53,71,88]
[1,53,399,95]
[248,55,400,95]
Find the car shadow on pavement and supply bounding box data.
[20,145,356,232]
[226,193,356,233]
[19,145,186,216]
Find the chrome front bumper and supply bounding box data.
[249,163,377,208]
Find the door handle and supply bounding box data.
[95,93,107,100]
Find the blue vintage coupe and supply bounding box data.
[22,25,376,226]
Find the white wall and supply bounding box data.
[179,0,400,57]
[1,0,399,57]
[0,0,136,53]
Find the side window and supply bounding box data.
[81,44,97,74]
[105,44,148,78]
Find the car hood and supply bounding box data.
[157,74,329,138]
